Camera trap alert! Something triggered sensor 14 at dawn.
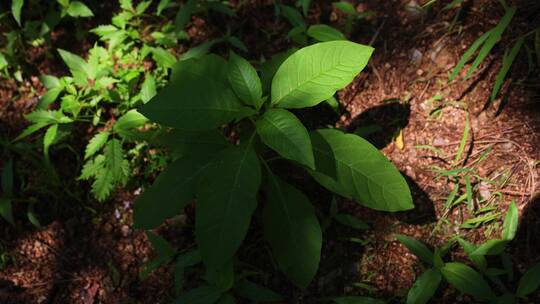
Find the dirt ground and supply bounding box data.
[0,0,539,303]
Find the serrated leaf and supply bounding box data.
[105,139,126,181]
[271,41,373,108]
[37,87,63,109]
[441,262,495,301]
[502,200,518,241]
[91,167,114,201]
[134,155,215,229]
[140,55,246,130]
[516,262,540,297]
[135,0,151,14]
[307,24,346,42]
[79,155,105,180]
[11,0,23,26]
[67,1,94,17]
[228,51,262,109]
[196,145,261,270]
[26,110,72,124]
[310,129,413,211]
[263,171,321,289]
[140,74,156,103]
[334,214,369,230]
[43,124,58,156]
[395,234,434,265]
[256,109,314,169]
[234,279,284,302]
[84,131,110,159]
[407,268,441,304]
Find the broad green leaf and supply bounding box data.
[279,5,305,28]
[256,109,314,169]
[37,87,63,109]
[135,0,151,14]
[517,262,540,297]
[263,171,322,289]
[216,294,235,304]
[113,109,148,139]
[140,55,246,130]
[300,0,311,15]
[457,237,487,271]
[441,262,495,301]
[174,285,222,304]
[67,1,94,17]
[140,74,156,103]
[39,75,60,89]
[174,249,202,295]
[491,36,524,101]
[332,296,385,304]
[502,200,518,241]
[333,2,357,15]
[26,110,72,124]
[259,49,296,94]
[196,145,261,269]
[0,198,14,225]
[395,234,434,265]
[178,38,226,62]
[271,41,373,108]
[205,260,234,292]
[407,268,442,304]
[157,0,171,15]
[150,47,177,69]
[471,239,508,256]
[158,129,229,157]
[11,0,23,26]
[105,139,126,182]
[175,0,197,31]
[228,51,263,109]
[310,129,413,211]
[307,24,346,42]
[134,156,215,229]
[146,231,175,258]
[84,131,109,159]
[234,279,284,302]
[58,49,91,84]
[334,214,369,230]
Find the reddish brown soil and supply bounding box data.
[0,0,539,303]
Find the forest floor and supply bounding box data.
[0,0,539,303]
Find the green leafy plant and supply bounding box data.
[134,40,413,300]
[0,0,94,80]
[16,1,176,201]
[400,201,540,304]
[333,2,374,35]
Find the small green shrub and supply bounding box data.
[134,40,413,299]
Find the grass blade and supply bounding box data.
[454,115,469,164]
[490,36,524,101]
[465,7,516,79]
[449,30,493,81]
